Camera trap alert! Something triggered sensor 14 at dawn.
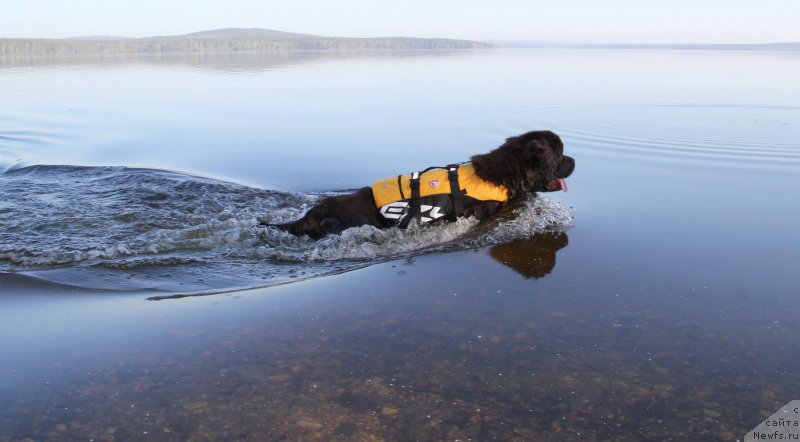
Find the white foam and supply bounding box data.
[1,166,574,292]
[253,194,573,262]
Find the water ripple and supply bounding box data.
[505,102,800,167]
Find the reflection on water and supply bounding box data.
[489,232,569,279]
[0,49,479,74]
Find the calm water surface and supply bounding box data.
[1,50,799,440]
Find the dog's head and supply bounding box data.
[471,130,575,198]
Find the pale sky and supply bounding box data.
[2,0,798,44]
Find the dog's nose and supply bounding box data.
[558,156,575,178]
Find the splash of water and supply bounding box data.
[0,165,572,294]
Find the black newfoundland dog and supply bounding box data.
[264,130,575,239]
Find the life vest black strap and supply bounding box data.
[447,164,465,220]
[399,171,421,228]
[397,175,405,200]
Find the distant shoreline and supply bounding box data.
[0,36,493,57]
[1,26,797,57]
[4,41,799,59]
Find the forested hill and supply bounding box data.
[0,28,494,56]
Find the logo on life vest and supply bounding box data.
[379,201,446,223]
[379,201,409,220]
[429,179,440,189]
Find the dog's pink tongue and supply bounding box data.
[546,178,568,192]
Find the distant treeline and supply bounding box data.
[0,37,494,56]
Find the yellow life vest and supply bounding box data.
[371,163,509,225]
[372,162,508,207]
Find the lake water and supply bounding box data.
[1,49,799,440]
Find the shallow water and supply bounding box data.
[1,49,800,440]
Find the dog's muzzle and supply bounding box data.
[545,156,575,192]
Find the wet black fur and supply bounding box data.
[263,131,575,239]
